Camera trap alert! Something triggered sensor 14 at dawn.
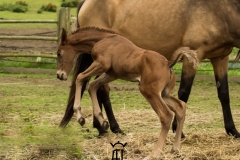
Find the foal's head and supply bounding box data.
[56,28,77,80]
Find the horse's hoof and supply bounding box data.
[78,117,85,126]
[102,121,109,130]
[171,148,180,154]
[97,132,109,138]
[112,128,125,135]
[226,128,240,138]
[181,132,186,139]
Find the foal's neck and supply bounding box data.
[70,29,115,53]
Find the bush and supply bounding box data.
[0,1,28,12]
[12,4,28,13]
[37,9,42,14]
[0,3,12,11]
[61,0,78,8]
[15,1,28,6]
[41,3,57,12]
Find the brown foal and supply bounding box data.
[56,27,198,158]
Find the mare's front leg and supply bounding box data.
[88,73,117,131]
[74,61,105,126]
[211,56,240,138]
[172,56,197,138]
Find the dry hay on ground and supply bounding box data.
[81,109,240,160]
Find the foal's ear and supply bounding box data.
[61,28,67,44]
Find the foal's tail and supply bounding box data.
[168,47,199,69]
[59,0,93,127]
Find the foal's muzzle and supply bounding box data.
[56,72,67,81]
[57,73,64,80]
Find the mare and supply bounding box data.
[56,27,199,158]
[60,0,240,138]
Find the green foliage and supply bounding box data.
[0,0,77,28]
[0,3,12,11]
[12,4,28,13]
[61,0,78,8]
[15,1,28,6]
[0,1,28,13]
[41,3,57,12]
[37,9,42,14]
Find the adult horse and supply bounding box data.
[60,0,240,138]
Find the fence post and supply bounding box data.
[57,7,71,44]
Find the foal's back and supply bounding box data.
[91,34,170,82]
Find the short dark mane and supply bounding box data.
[71,26,117,35]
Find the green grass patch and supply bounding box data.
[0,57,56,69]
[0,73,92,159]
[0,0,77,29]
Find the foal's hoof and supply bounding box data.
[171,148,180,154]
[102,121,109,131]
[78,117,85,126]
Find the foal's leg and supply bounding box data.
[74,62,105,126]
[97,84,124,135]
[163,73,186,152]
[163,95,186,151]
[88,73,116,130]
[173,57,197,138]
[94,85,108,136]
[140,83,173,158]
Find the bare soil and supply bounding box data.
[0,28,57,54]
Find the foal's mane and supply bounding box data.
[71,26,118,35]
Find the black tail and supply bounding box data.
[59,0,93,127]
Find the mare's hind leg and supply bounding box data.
[140,83,173,158]
[88,73,117,131]
[211,56,240,138]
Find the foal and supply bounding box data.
[56,27,198,158]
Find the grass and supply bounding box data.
[1,73,240,159]
[0,73,91,159]
[0,57,57,69]
[0,0,77,28]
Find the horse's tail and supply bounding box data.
[59,0,93,127]
[233,49,240,62]
[168,47,199,69]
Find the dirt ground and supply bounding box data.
[0,28,57,54]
